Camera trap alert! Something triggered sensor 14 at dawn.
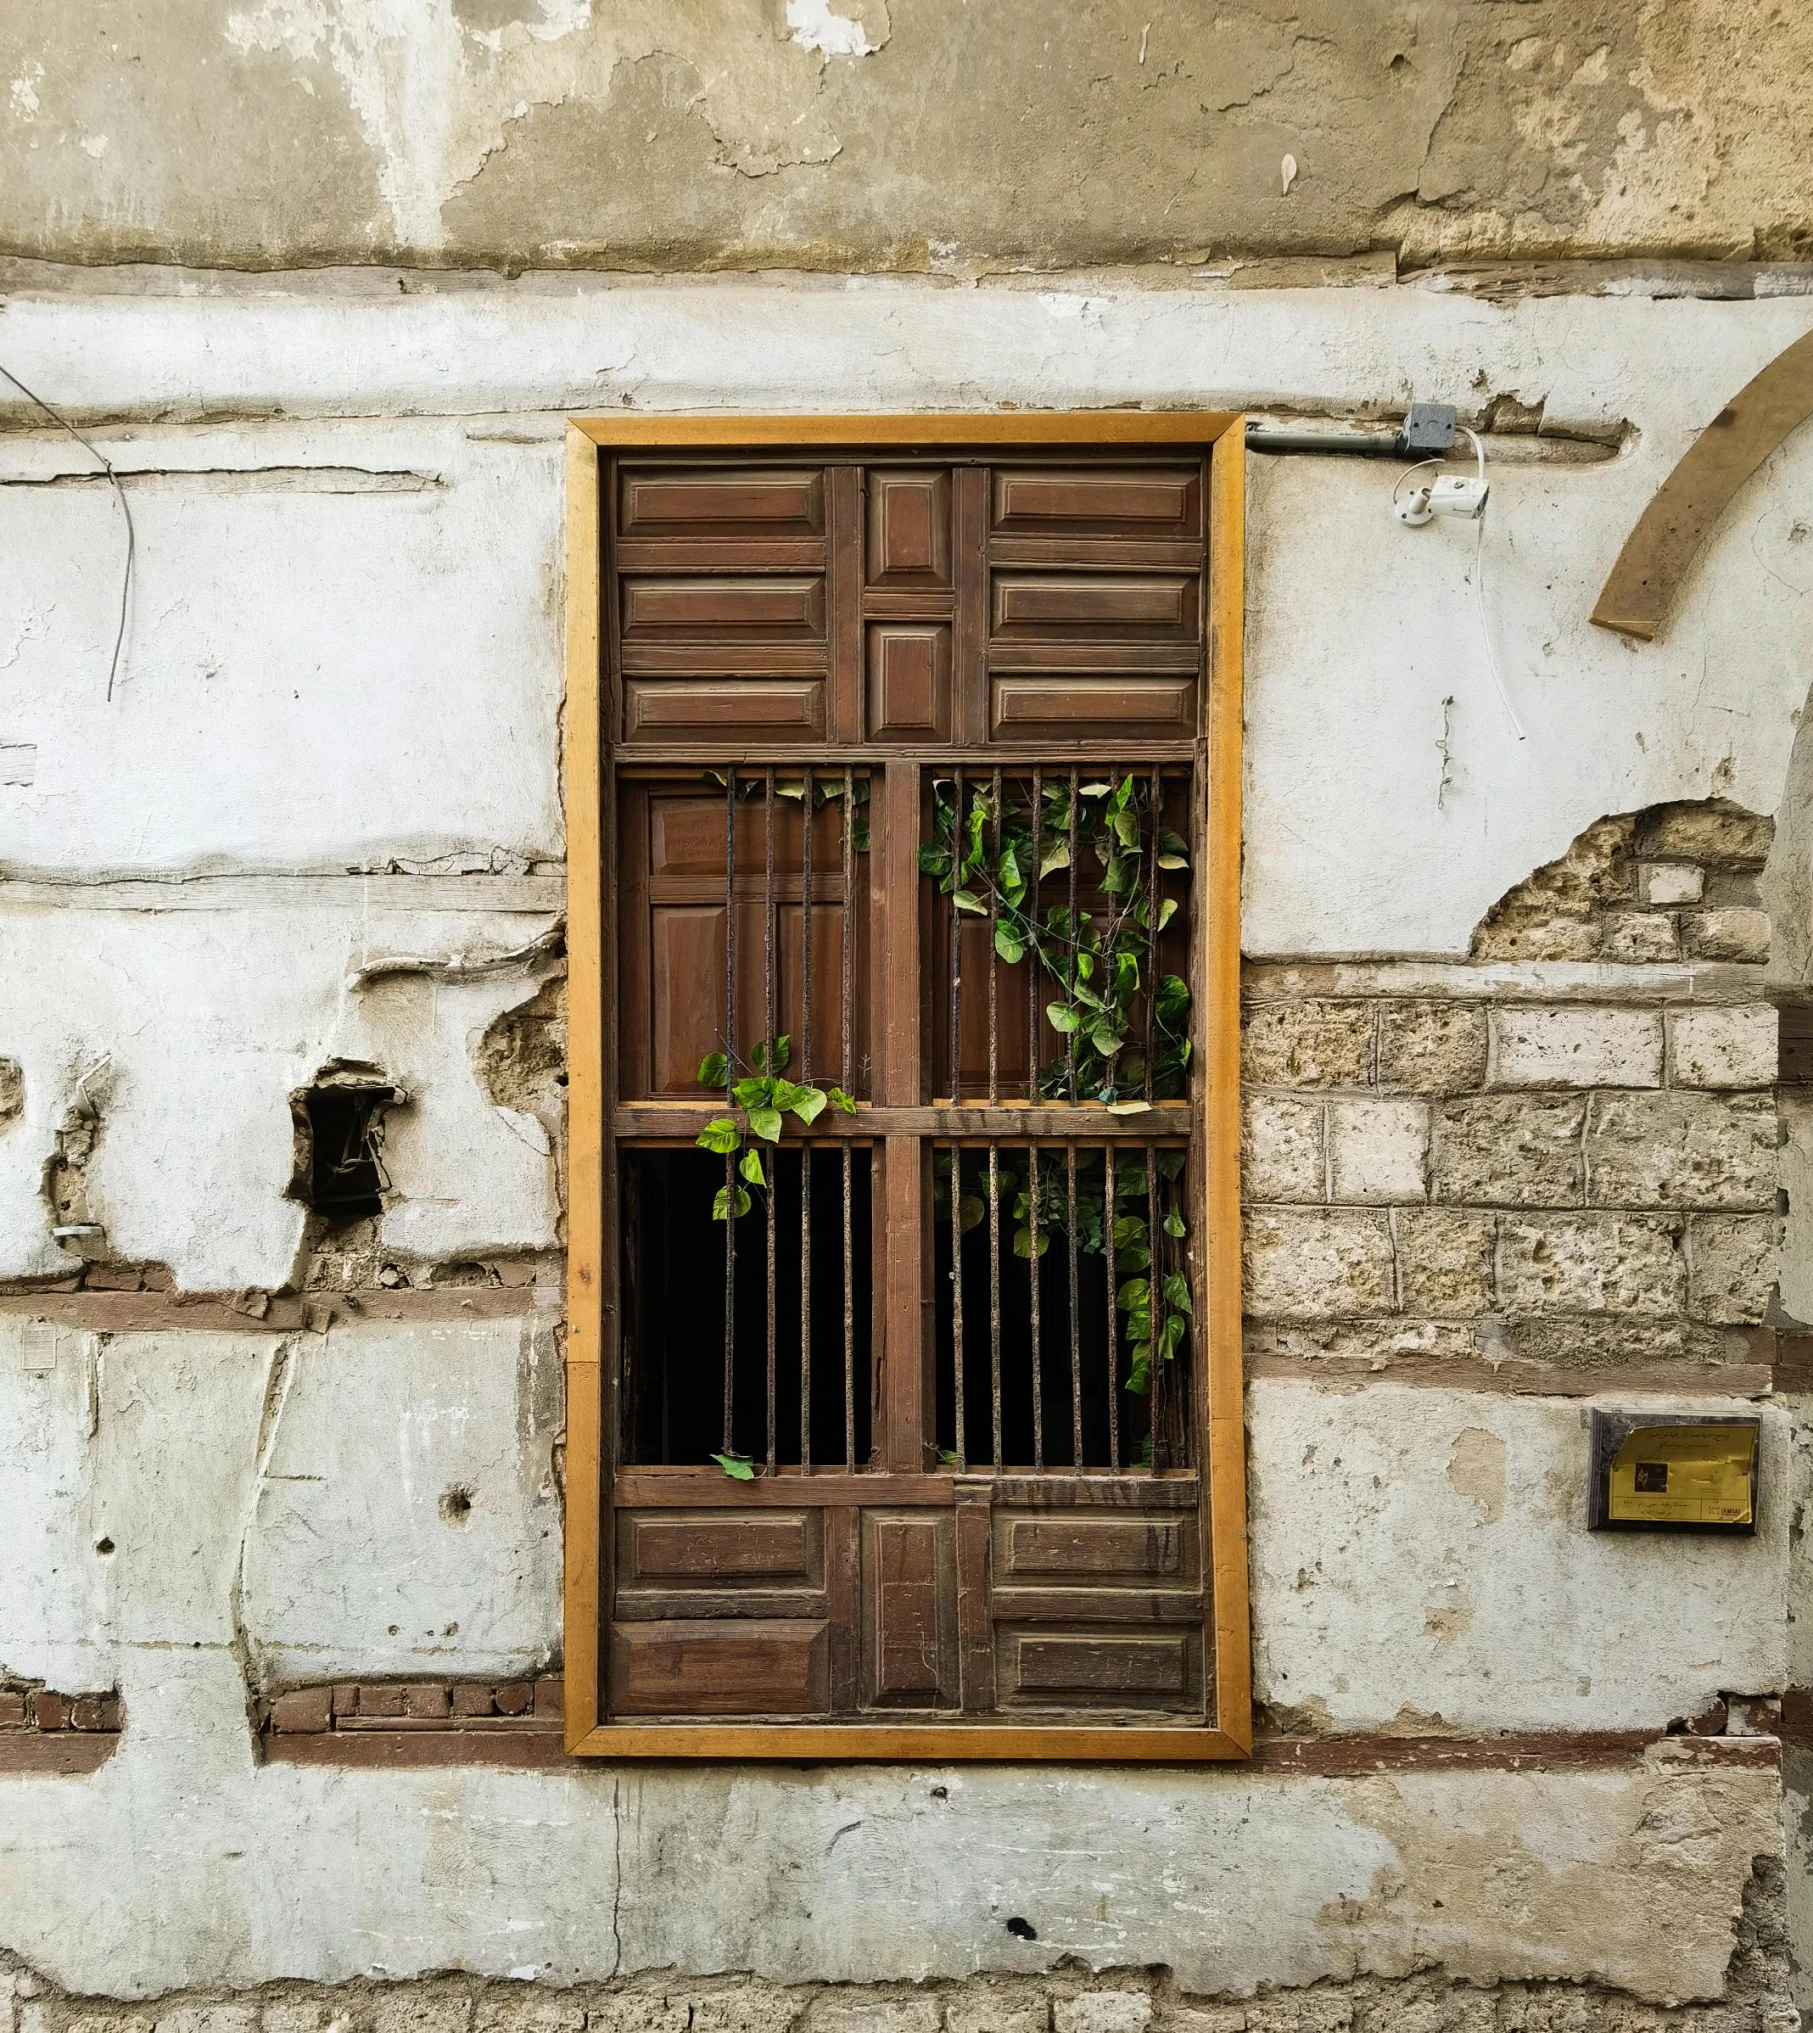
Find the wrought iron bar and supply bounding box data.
[988,768,1001,1106]
[1146,765,1161,1105]
[1027,1139,1043,1470]
[722,772,737,1456]
[951,1142,965,1472]
[988,1141,1002,1468]
[1147,1142,1166,1471]
[842,767,855,1472]
[1028,769,1041,1103]
[800,766,813,1472]
[764,768,778,1473]
[1067,769,1079,1102]
[1104,1148,1120,1470]
[949,766,963,1102]
[1066,1142,1082,1467]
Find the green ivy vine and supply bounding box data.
[695,1035,856,1219]
[917,773,1191,1104]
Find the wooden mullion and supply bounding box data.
[828,465,864,743]
[953,466,990,746]
[954,1482,995,1712]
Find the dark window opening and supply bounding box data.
[621,1146,874,1467]
[297,1076,407,1220]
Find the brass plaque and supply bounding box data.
[1590,1413,1759,1531]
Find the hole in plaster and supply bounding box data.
[1005,1917,1037,1940]
[94,1537,114,1555]
[289,1063,408,1222]
[929,1784,947,1800]
[439,1485,475,1526]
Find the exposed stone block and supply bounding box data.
[1431,1095,1585,1207]
[808,2003,941,2033]
[474,1998,587,2033]
[1682,906,1771,963]
[152,2010,257,2033]
[364,1995,473,2033]
[1052,1999,1150,2033]
[944,1998,1049,2033]
[262,2008,336,2033]
[1634,800,1773,864]
[1490,1007,1662,1089]
[1483,1314,1750,1369]
[1585,1091,1776,1209]
[1394,1209,1495,1317]
[1242,1001,1371,1088]
[1375,1000,1488,1095]
[690,1991,806,2033]
[1244,1209,1395,1320]
[1637,861,1704,905]
[1666,1005,1778,1088]
[1687,1214,1781,1324]
[267,1687,333,1735]
[585,1996,692,2033]
[1496,1214,1685,1316]
[1598,911,1679,963]
[1326,1098,1428,1203]
[1242,1096,1324,1203]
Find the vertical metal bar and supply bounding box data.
[800,767,813,1472]
[1104,1148,1120,1471]
[949,768,963,1102]
[1067,769,1079,1102]
[1027,1139,1043,1471]
[1146,765,1161,1104]
[842,767,855,1472]
[723,773,737,1456]
[1028,770,1041,1101]
[1147,1142,1166,1472]
[988,1141,1002,1468]
[951,1142,965,1472]
[988,768,1001,1106]
[1066,1142,1082,1469]
[764,768,777,1474]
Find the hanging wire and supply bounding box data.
[0,363,135,702]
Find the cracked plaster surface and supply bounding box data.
[2,1,1811,270]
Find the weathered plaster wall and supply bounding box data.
[4,2,1813,272]
[2,270,1810,2021]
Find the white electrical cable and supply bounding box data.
[1460,425,1526,743]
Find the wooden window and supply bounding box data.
[564,416,1249,1758]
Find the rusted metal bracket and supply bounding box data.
[1592,325,1813,641]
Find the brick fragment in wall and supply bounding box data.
[1241,1001,1371,1088]
[1585,1091,1776,1209]
[267,1687,333,1734]
[1490,1007,1664,1089]
[1666,1005,1779,1088]
[1375,1000,1488,1095]
[1599,911,1680,963]
[1326,1098,1428,1203]
[1687,1214,1781,1324]
[1431,1094,1586,1207]
[1682,905,1773,963]
[1393,1207,1496,1316]
[1495,1213,1687,1316]
[1243,1208,1395,1320]
[1242,1096,1325,1203]
[1634,801,1775,864]
[1639,861,1705,905]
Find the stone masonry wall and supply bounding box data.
[1243,804,1783,1382]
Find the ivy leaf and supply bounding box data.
[995,925,1026,964]
[733,1076,775,1110]
[697,1051,728,1088]
[1047,1003,1081,1035]
[827,1086,858,1114]
[739,1148,766,1187]
[1080,781,1113,797]
[918,844,952,879]
[999,842,1023,898]
[1162,1272,1193,1315]
[1090,1023,1123,1058]
[851,815,871,853]
[1113,1216,1148,1248]
[952,889,986,916]
[752,1035,791,1075]
[959,1195,986,1235]
[1013,1227,1051,1259]
[1125,1345,1152,1395]
[1117,1277,1151,1309]
[1156,897,1179,932]
[747,1106,784,1143]
[696,1117,742,1155]
[1111,808,1141,849]
[712,1451,756,1480]
[1164,1209,1187,1238]
[1160,1314,1187,1358]
[711,1185,753,1221]
[1156,829,1190,871]
[789,1085,829,1126]
[937,1448,959,1467]
[1105,1099,1152,1116]
[1039,839,1071,878]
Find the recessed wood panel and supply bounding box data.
[991,468,1201,539]
[648,791,861,879]
[998,1514,1198,1583]
[610,1620,831,1715]
[997,1628,1199,1709]
[867,624,951,739]
[624,680,825,740]
[621,1510,821,1584]
[864,1512,956,1707]
[621,576,827,639]
[991,574,1197,639]
[620,467,825,539]
[867,471,952,587]
[990,677,1196,737]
